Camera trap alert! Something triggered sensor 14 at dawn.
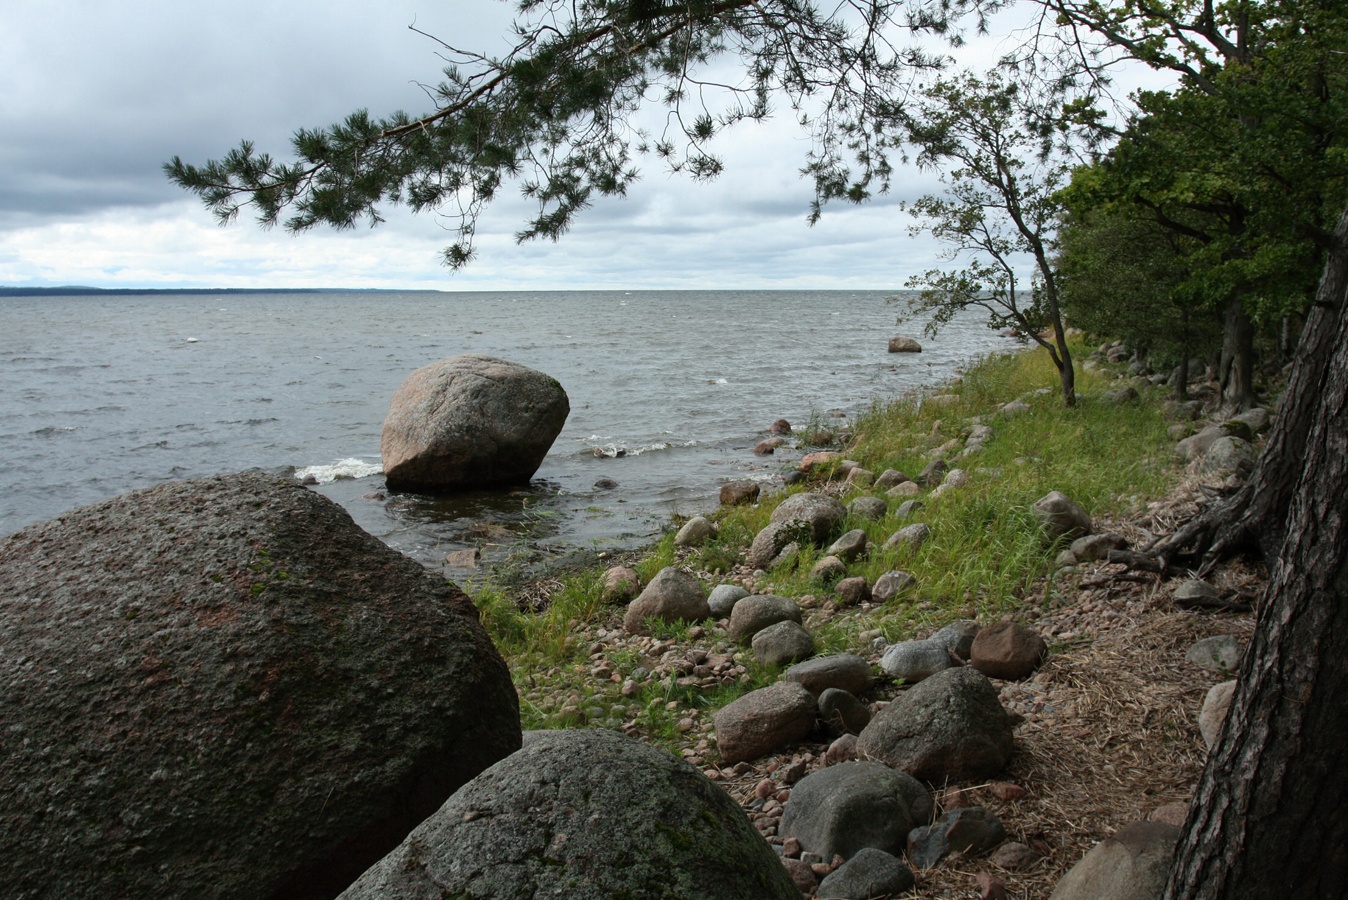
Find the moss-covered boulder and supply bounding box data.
[337,729,802,899]
[0,472,520,900]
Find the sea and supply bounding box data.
[0,290,1014,575]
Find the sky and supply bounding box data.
[0,1,1133,292]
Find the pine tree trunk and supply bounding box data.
[1162,237,1348,897]
[1151,207,1348,570]
[1218,297,1256,412]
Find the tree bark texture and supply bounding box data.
[1153,206,1348,570]
[1219,297,1256,412]
[1162,212,1348,899]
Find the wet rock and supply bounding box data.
[770,418,793,434]
[888,336,923,353]
[713,682,818,766]
[623,567,710,634]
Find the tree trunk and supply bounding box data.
[1151,206,1348,571]
[1218,297,1256,412]
[1162,228,1348,898]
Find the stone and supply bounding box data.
[887,480,922,498]
[825,734,859,765]
[907,807,1006,868]
[1000,400,1032,416]
[1147,802,1190,828]
[1227,407,1271,435]
[782,858,820,894]
[1032,491,1093,541]
[1174,578,1221,605]
[990,841,1042,870]
[602,566,641,602]
[886,522,932,555]
[337,729,800,900]
[1186,635,1244,675]
[754,439,779,455]
[746,520,813,570]
[1048,821,1180,900]
[623,566,710,634]
[835,576,872,607]
[818,688,872,735]
[381,354,569,491]
[970,621,1048,680]
[888,335,924,352]
[1199,680,1238,749]
[729,594,803,643]
[445,547,481,567]
[1199,435,1257,476]
[845,468,874,488]
[943,468,972,488]
[753,620,817,667]
[770,542,801,570]
[675,515,715,547]
[874,469,911,490]
[816,848,915,899]
[708,583,751,618]
[786,654,873,697]
[780,761,932,862]
[713,682,818,765]
[917,458,948,487]
[895,498,925,519]
[1102,386,1139,404]
[1175,424,1232,463]
[847,496,888,521]
[770,492,848,544]
[1070,532,1128,562]
[878,639,955,683]
[929,620,981,661]
[721,480,761,506]
[801,451,843,473]
[770,418,793,434]
[0,473,521,900]
[809,555,849,584]
[856,667,1015,780]
[872,570,917,602]
[827,528,869,562]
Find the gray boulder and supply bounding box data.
[907,807,1006,868]
[713,682,818,765]
[337,729,800,900]
[770,492,848,544]
[818,688,872,735]
[747,520,813,570]
[785,654,873,697]
[1199,680,1238,749]
[809,554,848,584]
[895,499,925,519]
[847,496,888,521]
[779,761,932,861]
[0,473,521,900]
[729,594,803,643]
[623,567,710,634]
[708,583,750,618]
[1033,491,1093,541]
[753,620,817,667]
[1199,435,1257,476]
[857,667,1015,780]
[871,570,917,602]
[873,469,911,490]
[1049,821,1180,900]
[381,354,569,491]
[929,620,981,661]
[1070,532,1128,562]
[878,639,954,683]
[888,335,923,352]
[675,515,715,547]
[816,848,914,899]
[827,528,869,562]
[1186,635,1244,675]
[1227,406,1271,435]
[885,522,932,555]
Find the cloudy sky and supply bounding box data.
[0,1,1120,292]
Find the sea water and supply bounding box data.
[0,290,1013,572]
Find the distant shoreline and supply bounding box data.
[0,286,423,297]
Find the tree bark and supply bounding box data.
[1151,206,1348,571]
[1218,296,1256,412]
[1162,228,1348,897]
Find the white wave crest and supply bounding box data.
[295,458,383,484]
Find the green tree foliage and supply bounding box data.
[166,0,997,269]
[900,70,1081,405]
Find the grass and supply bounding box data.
[464,341,1186,750]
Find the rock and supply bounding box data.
[827,529,869,562]
[977,871,1010,900]
[1049,821,1180,900]
[754,439,779,455]
[747,520,814,570]
[1186,635,1244,675]
[1000,399,1031,416]
[708,583,751,618]
[943,468,972,488]
[1055,548,1080,568]
[801,451,843,473]
[819,688,872,735]
[886,522,932,555]
[770,542,802,570]
[1147,802,1190,828]
[1032,491,1093,541]
[675,515,715,547]
[1174,578,1221,605]
[1176,424,1248,463]
[816,848,915,899]
[1102,386,1139,404]
[623,567,710,634]
[826,734,859,765]
[872,570,917,602]
[1199,680,1238,749]
[770,418,793,434]
[1199,435,1257,476]
[856,667,1015,780]
[786,654,873,697]
[1070,532,1128,562]
[888,336,924,353]
[895,498,925,519]
[713,682,818,765]
[878,639,955,683]
[847,496,888,521]
[602,566,641,602]
[753,620,817,667]
[809,555,849,584]
[970,621,1048,680]
[782,858,820,894]
[445,547,481,567]
[780,760,932,861]
[770,492,848,544]
[917,458,948,487]
[990,841,1042,870]
[783,470,807,486]
[835,576,872,607]
[0,473,521,900]
[874,469,911,490]
[594,477,619,490]
[887,480,923,498]
[729,594,804,642]
[1227,407,1270,435]
[381,354,569,491]
[845,468,875,488]
[721,480,761,506]
[929,620,981,661]
[337,729,800,900]
[907,807,1006,868]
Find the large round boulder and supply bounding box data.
[337,729,801,900]
[623,566,710,634]
[0,473,521,900]
[770,492,848,544]
[381,354,570,492]
[779,760,933,862]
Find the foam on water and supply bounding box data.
[294,458,384,484]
